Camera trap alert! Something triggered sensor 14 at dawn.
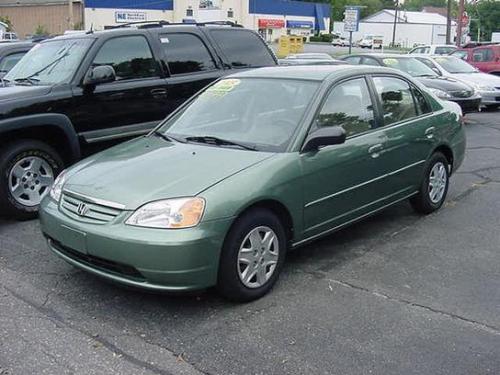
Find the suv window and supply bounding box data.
[160,33,216,75]
[210,29,275,68]
[0,52,26,74]
[373,77,417,125]
[92,36,158,80]
[316,78,375,137]
[473,48,494,62]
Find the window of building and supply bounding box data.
[161,33,216,75]
[92,36,158,80]
[227,9,234,18]
[186,8,193,17]
[316,78,375,137]
[210,29,276,68]
[373,77,417,126]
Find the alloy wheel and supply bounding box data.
[8,156,54,207]
[237,226,279,288]
[428,161,447,204]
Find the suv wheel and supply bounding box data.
[410,152,449,214]
[217,208,287,302]
[0,140,63,220]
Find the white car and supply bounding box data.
[409,44,457,55]
[0,32,19,43]
[415,55,500,108]
[331,37,350,47]
[357,35,383,49]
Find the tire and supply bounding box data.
[217,208,287,302]
[410,152,449,215]
[0,139,64,220]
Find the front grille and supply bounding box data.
[61,193,122,223]
[450,90,473,98]
[48,236,145,281]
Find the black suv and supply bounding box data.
[0,22,277,219]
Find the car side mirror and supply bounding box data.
[84,65,116,86]
[302,126,346,152]
[432,67,442,75]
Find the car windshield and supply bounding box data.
[433,56,477,73]
[4,38,93,85]
[382,57,438,77]
[159,78,320,152]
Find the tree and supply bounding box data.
[34,24,49,36]
[402,0,447,11]
[0,16,13,32]
[467,0,500,41]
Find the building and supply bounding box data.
[333,9,457,48]
[84,0,330,42]
[0,0,83,38]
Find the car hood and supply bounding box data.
[63,136,275,210]
[450,72,500,88]
[416,76,471,91]
[0,84,52,102]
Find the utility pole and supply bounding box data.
[456,0,465,47]
[68,0,74,30]
[391,0,399,47]
[446,0,452,44]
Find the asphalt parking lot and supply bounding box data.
[1,110,499,375]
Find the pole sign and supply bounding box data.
[344,6,360,32]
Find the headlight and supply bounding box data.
[429,88,452,99]
[49,170,66,202]
[126,197,205,229]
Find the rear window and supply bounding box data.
[210,29,276,68]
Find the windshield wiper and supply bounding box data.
[153,130,185,143]
[416,74,436,77]
[13,77,40,85]
[185,136,257,151]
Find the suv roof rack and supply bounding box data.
[106,20,243,30]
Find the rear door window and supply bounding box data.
[473,48,494,62]
[373,76,417,126]
[209,29,276,68]
[435,46,456,55]
[160,33,216,75]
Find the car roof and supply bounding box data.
[229,65,400,81]
[343,53,415,60]
[0,41,33,50]
[49,24,249,41]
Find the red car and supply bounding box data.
[452,45,500,76]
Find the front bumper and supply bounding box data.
[478,89,500,105]
[449,96,481,113]
[39,198,234,292]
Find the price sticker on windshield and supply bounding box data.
[205,79,241,97]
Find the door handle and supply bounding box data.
[151,88,167,98]
[368,144,383,158]
[424,127,435,139]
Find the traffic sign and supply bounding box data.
[344,6,360,32]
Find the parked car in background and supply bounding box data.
[0,42,33,79]
[340,54,481,113]
[0,31,19,43]
[409,44,457,55]
[40,65,465,301]
[284,53,333,60]
[0,22,277,219]
[450,45,500,76]
[331,36,350,47]
[357,34,383,49]
[414,55,500,109]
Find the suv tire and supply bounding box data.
[217,208,287,302]
[410,152,449,214]
[0,139,63,220]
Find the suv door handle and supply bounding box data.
[151,88,167,98]
[368,144,383,158]
[425,127,435,139]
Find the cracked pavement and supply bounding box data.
[1,111,499,375]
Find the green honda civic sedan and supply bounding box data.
[39,65,466,301]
